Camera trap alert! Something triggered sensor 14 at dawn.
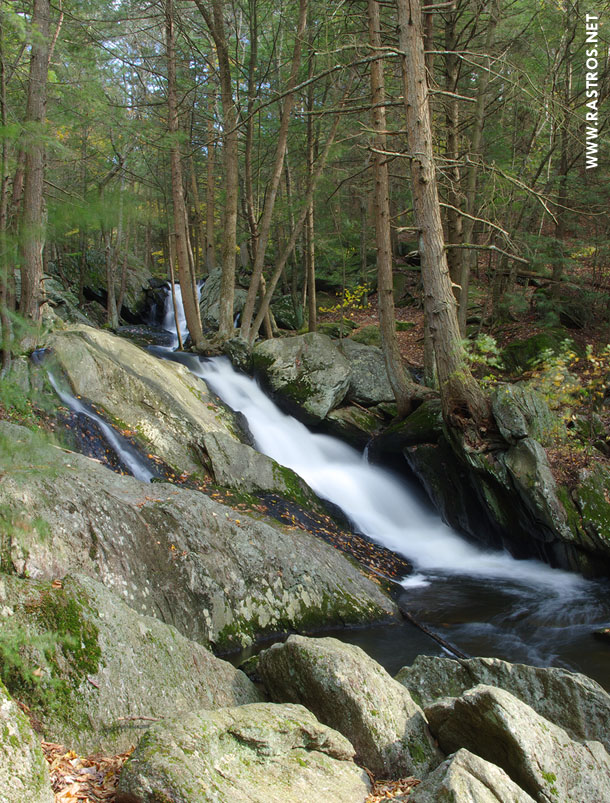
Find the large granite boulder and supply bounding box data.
[45,325,239,474]
[337,339,394,406]
[252,333,350,423]
[199,268,248,330]
[0,681,53,803]
[409,749,536,803]
[491,384,558,446]
[0,573,261,753]
[396,655,610,752]
[425,684,610,803]
[202,431,321,508]
[117,703,371,803]
[258,635,441,779]
[0,423,397,652]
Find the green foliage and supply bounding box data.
[464,334,504,382]
[319,283,371,314]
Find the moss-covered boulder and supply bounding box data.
[258,635,441,779]
[316,318,358,339]
[202,431,321,509]
[118,703,371,803]
[409,749,536,803]
[46,325,240,474]
[252,333,350,423]
[425,684,610,803]
[337,339,394,406]
[371,399,443,457]
[0,680,53,803]
[350,324,381,347]
[323,406,383,448]
[572,464,610,552]
[491,384,559,445]
[396,655,610,753]
[0,422,398,653]
[0,574,262,753]
[271,295,302,330]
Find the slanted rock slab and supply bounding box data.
[425,684,610,803]
[202,430,320,508]
[258,635,441,779]
[409,748,536,803]
[117,703,371,803]
[0,422,398,652]
[396,654,610,752]
[0,680,53,803]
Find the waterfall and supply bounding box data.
[40,361,155,483]
[189,356,583,591]
[161,282,204,348]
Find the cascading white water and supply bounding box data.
[188,356,584,593]
[45,370,154,483]
[161,282,204,348]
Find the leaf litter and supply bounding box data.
[42,741,132,802]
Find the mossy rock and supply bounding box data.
[350,325,381,347]
[371,399,443,456]
[316,318,358,339]
[0,573,261,753]
[573,464,610,550]
[118,703,371,803]
[396,320,416,332]
[0,678,54,803]
[501,330,571,373]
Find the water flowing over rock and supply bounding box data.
[396,654,610,752]
[409,749,536,803]
[0,422,397,651]
[117,703,371,803]
[425,684,610,803]
[0,573,261,753]
[46,325,240,474]
[257,635,441,779]
[252,332,350,423]
[0,681,54,803]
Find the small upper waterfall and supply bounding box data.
[161,281,204,348]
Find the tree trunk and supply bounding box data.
[205,110,216,273]
[240,0,309,340]
[397,0,489,432]
[194,0,238,339]
[306,37,316,333]
[0,12,12,372]
[459,0,499,335]
[367,0,414,418]
[165,0,205,349]
[444,7,463,291]
[18,0,50,331]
